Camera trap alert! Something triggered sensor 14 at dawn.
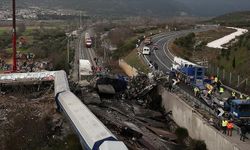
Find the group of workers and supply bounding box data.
[193,75,250,100]
[231,91,250,100]
[193,76,221,99]
[221,119,234,136]
[170,70,250,142]
[221,118,248,142]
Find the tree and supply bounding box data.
[189,139,207,150]
[175,127,189,144]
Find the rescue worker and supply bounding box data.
[168,81,173,92]
[217,80,222,90]
[219,87,224,95]
[240,94,244,99]
[207,89,212,99]
[194,87,200,97]
[240,124,247,142]
[222,119,228,134]
[227,121,234,136]
[232,91,236,99]
[210,76,214,81]
[214,76,218,83]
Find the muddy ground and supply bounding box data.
[0,82,82,150]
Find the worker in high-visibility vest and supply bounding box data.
[232,91,236,98]
[217,80,222,90]
[206,84,213,91]
[207,89,212,99]
[219,87,224,95]
[227,121,234,136]
[214,76,218,83]
[240,94,244,99]
[194,87,200,97]
[221,119,228,134]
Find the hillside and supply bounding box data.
[175,0,250,17]
[211,11,250,27]
[2,0,250,17]
[3,0,189,17]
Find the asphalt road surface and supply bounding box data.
[144,26,217,73]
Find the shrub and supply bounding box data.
[189,139,207,150]
[175,127,189,143]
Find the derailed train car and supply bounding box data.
[54,71,128,150]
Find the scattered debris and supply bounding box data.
[74,71,182,150]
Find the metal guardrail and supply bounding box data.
[174,85,218,117]
[174,85,242,135]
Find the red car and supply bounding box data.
[152,44,159,50]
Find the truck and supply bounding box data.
[144,37,152,45]
[79,59,92,80]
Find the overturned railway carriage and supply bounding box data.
[52,71,128,150]
[85,33,92,48]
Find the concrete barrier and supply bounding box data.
[161,89,241,150]
[118,59,138,77]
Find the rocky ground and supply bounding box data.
[0,82,82,150]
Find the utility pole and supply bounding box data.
[67,36,70,64]
[79,11,82,30]
[95,34,97,49]
[12,0,17,72]
[66,33,70,64]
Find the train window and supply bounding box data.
[239,105,250,112]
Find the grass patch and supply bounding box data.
[0,27,11,35]
[5,48,12,54]
[196,27,236,43]
[170,27,236,62]
[124,48,149,73]
[112,37,137,59]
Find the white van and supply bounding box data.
[142,46,150,55]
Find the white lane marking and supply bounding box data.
[142,34,173,69]
[152,32,187,70]
[155,37,174,63]
[149,28,216,71]
[153,48,171,70]
[164,39,175,61]
[143,31,190,70]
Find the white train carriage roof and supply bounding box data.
[58,91,117,149]
[99,141,128,150]
[54,70,70,95]
[172,56,200,70]
[0,71,128,150]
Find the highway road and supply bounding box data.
[142,26,220,108]
[144,26,217,73]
